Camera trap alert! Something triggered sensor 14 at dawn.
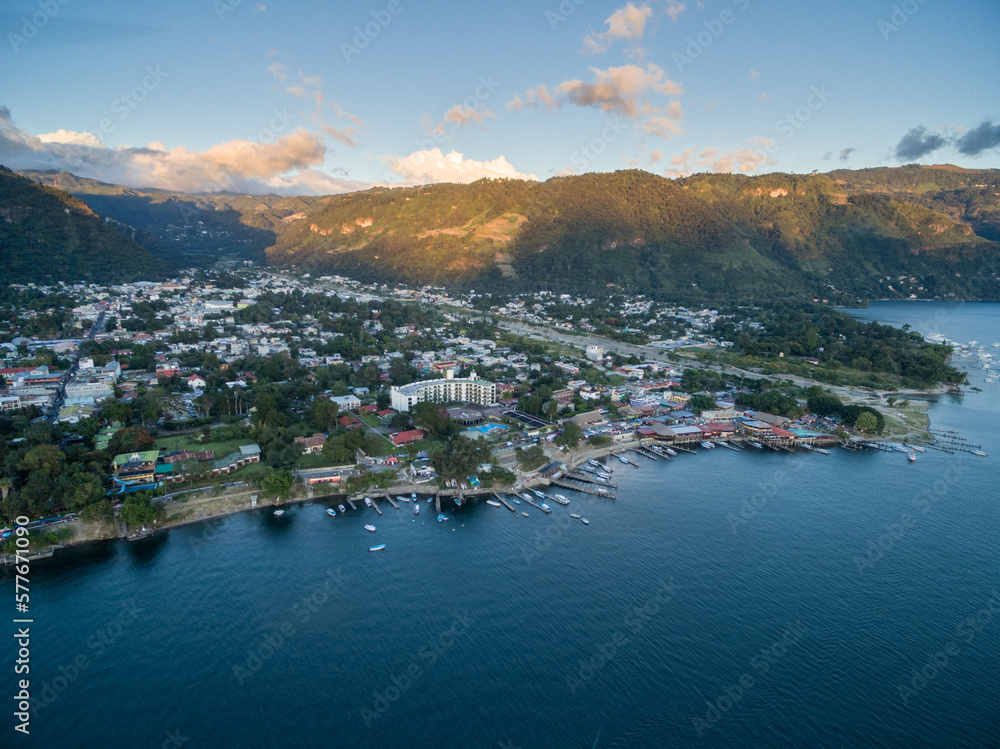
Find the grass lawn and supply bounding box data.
[156,435,250,457]
[295,452,334,469]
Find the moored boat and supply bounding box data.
[369,544,386,552]
[364,497,373,507]
[364,524,376,532]
[273,509,285,517]
[437,513,448,522]
[972,450,988,457]
[569,513,581,519]
[326,508,337,517]
[486,499,501,507]
[581,518,589,525]
[338,504,346,514]
[665,448,677,456]
[414,502,420,516]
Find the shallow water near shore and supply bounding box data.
[3,302,998,748]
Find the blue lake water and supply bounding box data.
[2,302,999,748]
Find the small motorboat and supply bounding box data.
[273,509,285,517]
[521,511,528,517]
[364,524,376,532]
[369,544,386,552]
[338,504,346,514]
[326,508,337,517]
[413,503,420,516]
[581,518,589,525]
[570,513,581,519]
[907,450,916,463]
[364,497,373,507]
[454,496,463,507]
[486,499,501,507]
[437,513,448,523]
[540,503,551,512]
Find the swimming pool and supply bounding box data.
[470,422,508,434]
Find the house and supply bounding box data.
[329,394,361,411]
[389,429,424,446]
[338,413,364,430]
[187,374,207,390]
[294,433,327,455]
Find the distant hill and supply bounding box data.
[0,166,170,284]
[15,165,1000,302]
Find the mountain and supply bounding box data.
[0,166,170,284]
[15,166,1000,302]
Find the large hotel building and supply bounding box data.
[389,375,497,412]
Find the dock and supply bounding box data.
[546,493,570,505]
[347,497,357,510]
[518,493,551,514]
[384,495,399,510]
[564,471,617,488]
[632,446,660,461]
[493,492,517,512]
[371,499,383,516]
[670,444,697,454]
[551,477,616,499]
[717,441,742,452]
[435,493,442,513]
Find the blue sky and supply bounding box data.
[1,0,998,194]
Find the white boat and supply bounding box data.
[364,524,376,532]
[581,518,589,525]
[700,441,714,449]
[814,448,831,455]
[588,459,600,467]
[540,503,551,512]
[749,441,763,449]
[413,503,420,516]
[910,445,926,453]
[554,494,568,502]
[569,513,581,519]
[521,512,528,517]
[338,504,346,514]
[617,455,629,464]
[532,489,546,498]
[369,544,386,552]
[437,513,449,522]
[364,497,372,507]
[972,450,988,457]
[486,499,501,507]
[326,508,337,517]
[907,450,916,463]
[665,448,677,456]
[522,492,534,501]
[272,509,285,517]
[397,495,410,503]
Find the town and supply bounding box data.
[0,267,954,555]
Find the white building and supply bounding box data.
[585,345,604,361]
[329,394,361,411]
[390,376,497,413]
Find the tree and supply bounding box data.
[854,411,878,433]
[260,468,295,499]
[688,394,716,415]
[309,398,339,432]
[120,494,157,527]
[107,427,155,456]
[554,421,583,448]
[516,445,547,471]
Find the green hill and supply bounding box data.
[0,166,171,284]
[14,166,1000,302]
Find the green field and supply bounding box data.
[156,435,250,458]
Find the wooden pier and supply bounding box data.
[346,497,357,510]
[551,477,616,499]
[435,493,442,513]
[384,495,399,510]
[493,492,517,512]
[717,441,742,452]
[565,471,617,488]
[631,446,660,460]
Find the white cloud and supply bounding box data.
[266,62,288,83]
[512,63,685,139]
[442,104,496,129]
[664,139,773,177]
[584,2,654,54]
[37,129,104,148]
[384,148,537,184]
[0,109,367,195]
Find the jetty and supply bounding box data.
[518,494,551,514]
[385,495,399,510]
[493,492,517,513]
[551,477,616,499]
[632,446,660,461]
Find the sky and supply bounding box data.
[1,0,998,195]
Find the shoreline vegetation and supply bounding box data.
[7,381,939,563]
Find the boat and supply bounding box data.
[749,441,763,449]
[454,496,463,507]
[411,493,417,503]
[700,441,714,449]
[972,450,988,457]
[588,459,600,467]
[369,544,386,552]
[273,509,285,517]
[513,497,521,504]
[413,503,420,516]
[617,455,629,464]
[540,503,551,512]
[554,494,569,503]
[486,499,501,507]
[364,524,376,532]
[522,492,534,501]
[397,495,410,503]
[665,448,677,456]
[532,489,547,499]
[814,448,831,455]
[801,443,815,451]
[581,518,589,525]
[569,513,581,519]
[437,513,448,522]
[521,512,528,517]
[326,508,337,517]
[907,450,916,463]
[364,497,372,507]
[338,504,346,514]
[427,497,433,503]
[910,445,926,453]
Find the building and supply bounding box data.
[294,433,327,455]
[585,345,604,361]
[111,450,161,492]
[390,377,497,412]
[329,394,361,411]
[389,429,425,446]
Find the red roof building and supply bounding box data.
[389,429,424,446]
